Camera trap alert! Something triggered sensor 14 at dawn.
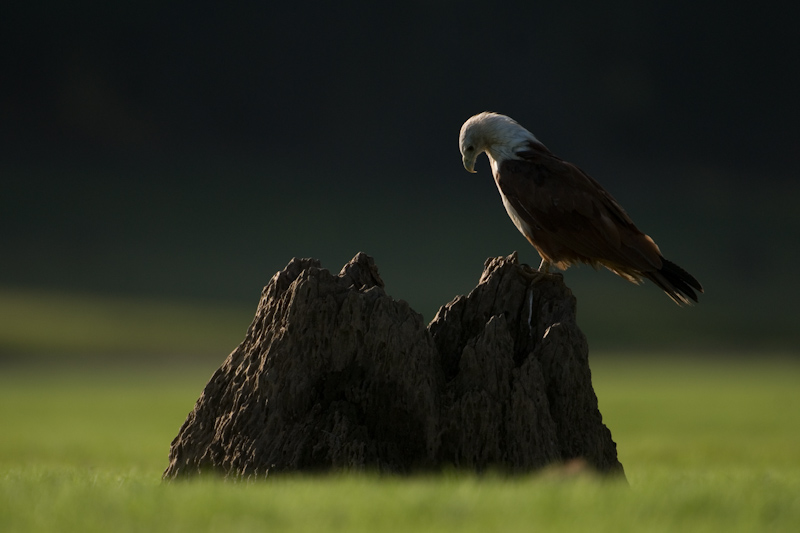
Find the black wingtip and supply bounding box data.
[647,259,703,306]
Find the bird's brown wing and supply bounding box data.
[497,143,663,277]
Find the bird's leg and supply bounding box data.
[519,258,557,284]
[517,255,558,285]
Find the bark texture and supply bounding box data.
[163,252,624,479]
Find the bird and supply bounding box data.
[459,111,703,305]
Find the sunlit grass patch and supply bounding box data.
[1,464,798,533]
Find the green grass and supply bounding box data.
[1,355,799,532]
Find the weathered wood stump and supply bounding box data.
[163,252,624,479]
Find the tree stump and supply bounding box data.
[163,252,624,479]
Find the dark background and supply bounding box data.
[2,2,799,354]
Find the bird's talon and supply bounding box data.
[519,267,548,283]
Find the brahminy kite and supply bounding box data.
[459,111,703,305]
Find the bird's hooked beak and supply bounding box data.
[462,156,477,173]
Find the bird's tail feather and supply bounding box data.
[645,259,704,306]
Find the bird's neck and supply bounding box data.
[487,126,539,165]
[489,153,503,175]
[486,141,526,171]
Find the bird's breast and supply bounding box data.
[499,189,535,239]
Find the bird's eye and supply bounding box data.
[466,145,474,152]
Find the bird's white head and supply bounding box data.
[459,112,540,173]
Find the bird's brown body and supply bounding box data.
[459,112,703,305]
